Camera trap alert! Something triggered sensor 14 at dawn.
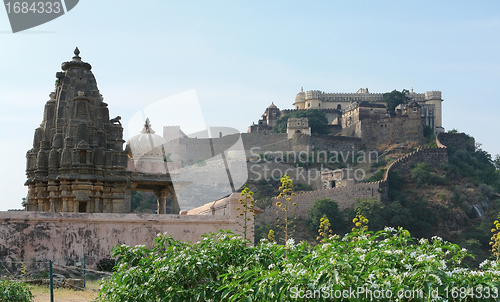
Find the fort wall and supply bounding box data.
[259,181,384,224]
[436,132,471,151]
[259,132,455,224]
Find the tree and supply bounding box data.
[307,198,344,233]
[383,89,410,113]
[273,109,329,134]
[353,197,386,231]
[494,154,500,170]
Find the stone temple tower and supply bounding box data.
[25,48,131,213]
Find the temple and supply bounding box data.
[24,48,179,214]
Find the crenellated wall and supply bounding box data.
[259,181,385,224]
[436,132,471,151]
[259,132,457,223]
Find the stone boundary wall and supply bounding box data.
[383,146,449,178]
[436,132,470,151]
[259,133,453,224]
[179,133,363,162]
[0,211,244,269]
[259,181,384,224]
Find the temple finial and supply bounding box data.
[72,47,81,61]
[142,118,155,134]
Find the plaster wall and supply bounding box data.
[0,211,244,269]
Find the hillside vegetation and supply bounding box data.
[253,132,500,266]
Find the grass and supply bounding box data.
[30,280,100,302]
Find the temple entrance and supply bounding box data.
[79,202,87,213]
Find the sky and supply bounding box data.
[0,0,499,210]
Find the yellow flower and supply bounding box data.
[286,198,292,202]
[276,202,282,207]
[353,218,358,223]
[293,203,297,206]
[355,222,362,227]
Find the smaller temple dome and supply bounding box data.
[125,118,168,174]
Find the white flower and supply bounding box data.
[404,264,412,270]
[461,248,467,252]
[479,260,490,268]
[384,226,395,232]
[431,236,443,241]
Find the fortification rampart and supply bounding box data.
[384,147,449,178]
[259,181,384,224]
[436,132,471,151]
[259,133,454,224]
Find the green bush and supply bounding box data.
[367,168,386,182]
[410,163,445,186]
[97,228,500,302]
[307,198,345,233]
[0,280,34,302]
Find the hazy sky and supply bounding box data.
[1,1,499,210]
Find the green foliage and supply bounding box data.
[367,168,386,182]
[275,174,297,250]
[273,109,329,134]
[410,163,446,186]
[130,191,157,213]
[423,125,434,140]
[494,154,500,170]
[353,197,386,232]
[383,89,410,112]
[448,140,499,187]
[307,198,345,233]
[386,170,439,238]
[98,227,500,302]
[236,184,256,241]
[371,158,387,168]
[0,280,34,302]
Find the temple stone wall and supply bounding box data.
[0,211,245,269]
